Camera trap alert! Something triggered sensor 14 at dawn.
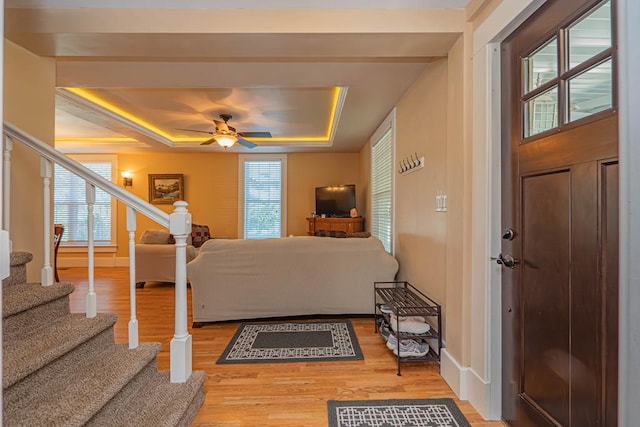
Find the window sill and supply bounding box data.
[59,245,117,254]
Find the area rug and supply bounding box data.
[327,398,471,427]
[216,320,364,364]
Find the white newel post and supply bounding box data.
[169,201,192,383]
[85,182,97,318]
[3,136,12,251]
[126,206,139,349]
[40,157,53,286]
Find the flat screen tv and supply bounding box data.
[315,184,356,218]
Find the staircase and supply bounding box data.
[2,252,205,426]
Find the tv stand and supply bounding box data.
[306,217,364,236]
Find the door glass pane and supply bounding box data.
[525,86,558,138]
[567,0,611,69]
[568,58,612,122]
[523,37,557,94]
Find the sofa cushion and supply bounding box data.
[191,223,211,248]
[139,229,171,244]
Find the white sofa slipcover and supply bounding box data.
[187,236,399,324]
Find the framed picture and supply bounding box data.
[148,174,184,204]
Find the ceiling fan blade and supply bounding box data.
[238,131,272,138]
[213,119,230,132]
[237,137,257,149]
[200,137,216,145]
[175,128,214,135]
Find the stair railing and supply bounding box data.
[2,122,193,383]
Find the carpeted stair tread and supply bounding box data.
[8,251,32,267]
[87,370,206,427]
[4,342,162,427]
[2,252,33,287]
[2,281,74,318]
[2,312,117,388]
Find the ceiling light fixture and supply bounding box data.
[213,134,237,149]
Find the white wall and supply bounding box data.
[616,0,640,423]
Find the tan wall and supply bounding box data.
[444,35,468,364]
[393,59,449,331]
[54,151,362,258]
[3,40,56,281]
[287,152,362,236]
[114,152,239,256]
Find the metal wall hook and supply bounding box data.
[398,154,425,175]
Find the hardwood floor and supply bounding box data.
[62,267,504,426]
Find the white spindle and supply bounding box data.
[3,136,12,248]
[85,182,97,318]
[127,206,139,349]
[169,201,192,383]
[40,157,53,286]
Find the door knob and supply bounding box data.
[502,228,515,241]
[493,253,520,269]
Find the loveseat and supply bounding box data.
[134,225,210,287]
[187,236,399,324]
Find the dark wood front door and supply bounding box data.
[501,1,618,425]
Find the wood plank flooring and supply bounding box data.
[62,267,504,427]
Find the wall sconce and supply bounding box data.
[121,171,133,187]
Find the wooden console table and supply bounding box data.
[306,217,364,236]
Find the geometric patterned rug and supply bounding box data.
[327,398,471,427]
[216,320,364,364]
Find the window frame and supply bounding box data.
[54,154,118,251]
[238,153,288,239]
[520,0,616,143]
[369,108,396,254]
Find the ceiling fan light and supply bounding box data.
[213,134,237,148]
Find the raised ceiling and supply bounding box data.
[5,0,471,153]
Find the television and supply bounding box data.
[315,184,356,218]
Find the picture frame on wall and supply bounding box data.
[148,174,184,204]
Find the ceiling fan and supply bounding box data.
[176,114,272,149]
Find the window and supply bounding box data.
[370,110,395,253]
[239,154,287,239]
[53,155,117,246]
[521,0,614,139]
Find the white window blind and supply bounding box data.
[371,127,393,253]
[54,160,114,245]
[241,158,286,239]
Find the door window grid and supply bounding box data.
[521,0,613,139]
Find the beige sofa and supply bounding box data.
[187,236,399,324]
[134,229,198,288]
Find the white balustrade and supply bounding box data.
[85,182,97,318]
[126,206,139,349]
[3,136,12,252]
[169,201,192,383]
[3,122,194,384]
[40,157,54,286]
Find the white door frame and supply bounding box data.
[469,0,639,422]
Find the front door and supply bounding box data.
[500,0,618,425]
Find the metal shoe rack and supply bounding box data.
[374,281,442,375]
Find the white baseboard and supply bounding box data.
[467,367,492,420]
[440,349,469,400]
[59,257,129,268]
[440,349,496,421]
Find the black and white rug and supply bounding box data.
[217,320,364,364]
[327,398,471,427]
